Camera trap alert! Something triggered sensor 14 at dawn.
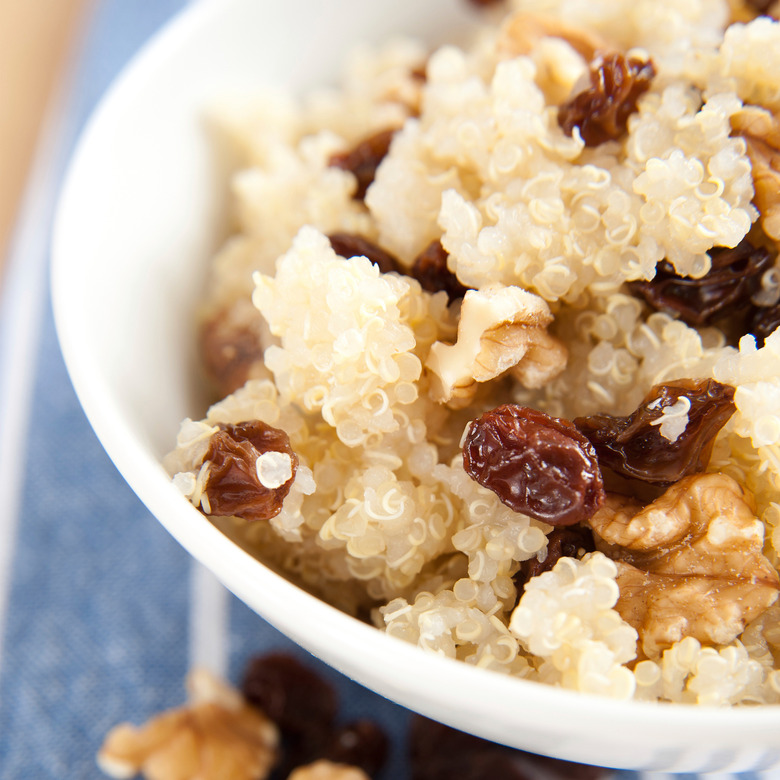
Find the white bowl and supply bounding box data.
[51,0,780,772]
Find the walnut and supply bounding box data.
[288,760,371,780]
[728,0,780,21]
[97,669,279,780]
[497,11,608,63]
[497,13,610,105]
[587,473,780,659]
[726,0,754,22]
[425,285,568,409]
[731,105,780,241]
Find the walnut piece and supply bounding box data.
[587,473,780,659]
[497,11,608,63]
[731,0,780,20]
[497,13,610,105]
[288,760,371,780]
[731,105,780,241]
[425,285,567,409]
[97,669,279,780]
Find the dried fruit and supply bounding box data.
[329,235,471,306]
[242,653,337,775]
[751,302,780,346]
[628,239,774,328]
[200,300,270,397]
[324,721,388,778]
[574,379,736,486]
[203,421,298,521]
[328,233,401,274]
[515,524,596,591]
[588,474,780,659]
[462,404,605,526]
[558,52,655,146]
[97,669,279,780]
[329,129,396,201]
[409,716,607,780]
[410,240,469,302]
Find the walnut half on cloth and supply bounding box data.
[97,669,279,780]
[425,285,568,409]
[587,473,780,660]
[288,760,371,780]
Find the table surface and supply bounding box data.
[0,2,774,778]
[0,0,92,280]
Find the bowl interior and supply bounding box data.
[51,0,780,772]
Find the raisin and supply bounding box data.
[242,652,337,775]
[750,302,780,346]
[574,379,736,486]
[410,64,428,82]
[202,421,298,521]
[410,240,470,302]
[462,405,605,526]
[515,525,596,592]
[409,716,606,780]
[558,53,655,147]
[199,304,266,397]
[329,128,396,201]
[324,720,388,777]
[466,0,504,6]
[628,239,774,328]
[328,233,401,274]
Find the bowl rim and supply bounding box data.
[50,0,780,766]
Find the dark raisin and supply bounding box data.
[750,302,780,346]
[199,304,266,398]
[410,64,428,82]
[409,717,529,780]
[628,239,774,328]
[329,128,396,201]
[558,53,656,146]
[202,421,298,521]
[409,716,606,780]
[410,240,470,302]
[466,0,504,6]
[242,652,337,775]
[462,405,605,526]
[329,234,472,303]
[574,378,735,486]
[324,720,388,777]
[328,233,401,274]
[515,525,596,593]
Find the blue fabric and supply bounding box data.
[0,6,194,778]
[0,2,767,779]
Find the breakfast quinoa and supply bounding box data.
[165,0,780,706]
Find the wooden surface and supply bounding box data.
[0,0,91,281]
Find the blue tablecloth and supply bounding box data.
[0,2,773,778]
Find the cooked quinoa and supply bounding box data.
[165,0,780,705]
